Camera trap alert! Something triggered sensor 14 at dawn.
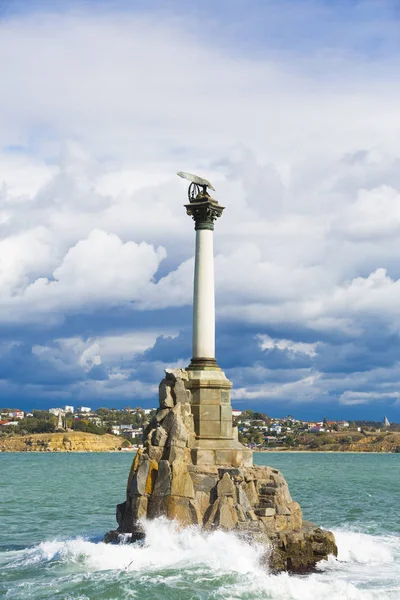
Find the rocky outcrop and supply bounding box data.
[0,431,127,452]
[105,369,337,573]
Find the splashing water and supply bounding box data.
[1,518,399,600]
[1,452,399,600]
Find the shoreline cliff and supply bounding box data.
[0,431,129,452]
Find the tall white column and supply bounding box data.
[193,228,215,359]
[184,186,224,367]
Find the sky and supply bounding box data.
[1,0,400,420]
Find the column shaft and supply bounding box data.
[193,228,215,359]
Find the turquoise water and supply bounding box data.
[0,452,399,599]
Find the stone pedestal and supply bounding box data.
[186,367,252,467]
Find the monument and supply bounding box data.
[178,171,253,468]
[105,173,337,573]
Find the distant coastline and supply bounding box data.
[0,431,134,453]
[1,431,399,453]
[255,448,399,454]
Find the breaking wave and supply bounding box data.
[2,519,399,600]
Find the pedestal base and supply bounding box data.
[185,366,253,467]
[190,438,253,467]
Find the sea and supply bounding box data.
[0,452,399,600]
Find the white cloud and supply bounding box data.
[231,372,321,402]
[257,334,318,357]
[59,330,178,371]
[1,7,400,411]
[335,185,400,241]
[339,391,400,406]
[0,229,166,321]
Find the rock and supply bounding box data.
[126,450,141,494]
[235,504,247,522]
[167,412,188,448]
[217,472,236,497]
[165,368,188,382]
[145,460,159,494]
[190,471,219,494]
[247,509,259,521]
[276,505,291,516]
[132,495,148,520]
[156,408,171,423]
[167,445,186,463]
[269,522,338,573]
[237,485,251,510]
[215,498,238,530]
[177,401,195,432]
[171,461,194,498]
[130,456,150,495]
[116,501,128,529]
[148,445,163,462]
[152,426,168,447]
[166,496,191,525]
[105,369,338,574]
[195,490,211,517]
[173,378,191,404]
[203,498,221,528]
[159,380,175,408]
[103,530,120,544]
[255,507,276,517]
[147,495,168,519]
[153,460,171,496]
[242,480,258,506]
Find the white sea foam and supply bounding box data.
[333,530,395,564]
[5,521,400,600]
[20,518,265,574]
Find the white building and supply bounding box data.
[77,406,91,413]
[9,410,24,419]
[64,405,74,414]
[125,428,143,440]
[49,408,63,416]
[270,424,282,435]
[232,410,242,417]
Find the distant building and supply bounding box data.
[49,408,63,416]
[383,416,390,427]
[269,424,282,435]
[64,405,74,414]
[310,426,325,433]
[9,410,24,419]
[120,426,143,440]
[144,408,156,415]
[232,410,242,417]
[77,406,91,413]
